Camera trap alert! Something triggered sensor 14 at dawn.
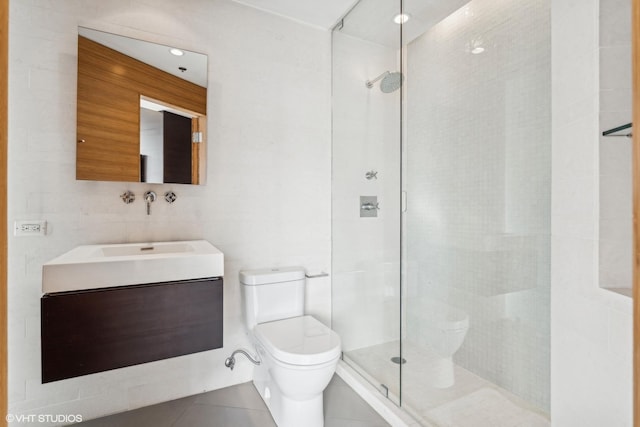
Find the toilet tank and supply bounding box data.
[239,266,306,329]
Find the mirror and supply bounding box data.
[76,27,208,185]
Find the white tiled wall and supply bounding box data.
[8,0,331,424]
[598,0,633,291]
[404,0,551,412]
[331,31,402,353]
[551,0,633,425]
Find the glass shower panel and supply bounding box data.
[402,0,551,425]
[331,0,403,404]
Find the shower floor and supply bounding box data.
[345,341,550,427]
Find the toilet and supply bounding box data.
[239,266,341,427]
[406,297,469,388]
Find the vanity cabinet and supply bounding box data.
[41,277,222,383]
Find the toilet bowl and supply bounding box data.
[240,267,341,427]
[406,297,469,388]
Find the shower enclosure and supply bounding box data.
[331,0,551,425]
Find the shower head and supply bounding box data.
[366,71,404,93]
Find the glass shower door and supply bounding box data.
[331,0,404,405]
[401,0,551,425]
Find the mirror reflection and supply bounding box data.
[76,27,208,185]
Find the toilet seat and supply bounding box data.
[254,315,341,366]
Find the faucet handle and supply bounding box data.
[120,191,135,204]
[164,191,177,204]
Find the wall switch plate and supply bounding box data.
[14,220,47,236]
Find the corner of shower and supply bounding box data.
[331,0,551,426]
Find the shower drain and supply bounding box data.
[390,357,407,364]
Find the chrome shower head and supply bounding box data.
[366,71,404,93]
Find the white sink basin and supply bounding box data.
[42,240,224,294]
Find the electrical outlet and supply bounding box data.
[14,220,47,236]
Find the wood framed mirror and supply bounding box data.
[76,28,207,185]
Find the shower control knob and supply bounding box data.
[361,202,380,211]
[365,170,378,180]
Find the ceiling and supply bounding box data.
[340,0,470,47]
[231,0,471,47]
[231,0,357,29]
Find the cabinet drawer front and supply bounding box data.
[41,277,223,383]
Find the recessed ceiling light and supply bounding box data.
[393,13,410,24]
[471,47,485,54]
[169,48,184,56]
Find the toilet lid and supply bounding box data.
[254,316,341,366]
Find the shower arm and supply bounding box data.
[366,71,390,88]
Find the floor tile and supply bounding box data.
[346,340,550,427]
[172,404,276,427]
[75,396,194,427]
[194,382,268,411]
[73,374,390,427]
[325,417,390,427]
[324,376,389,424]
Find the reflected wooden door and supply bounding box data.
[163,111,192,184]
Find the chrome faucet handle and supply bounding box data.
[361,202,380,211]
[164,191,177,204]
[365,170,378,180]
[120,190,135,204]
[144,191,157,215]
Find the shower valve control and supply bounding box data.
[360,196,379,218]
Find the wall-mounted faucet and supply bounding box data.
[144,191,156,215]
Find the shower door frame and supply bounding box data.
[329,0,405,408]
[633,0,640,425]
[1,0,7,425]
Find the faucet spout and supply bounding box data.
[144,191,157,215]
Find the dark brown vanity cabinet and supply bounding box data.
[41,277,223,383]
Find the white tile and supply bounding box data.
[599,46,631,91]
[600,0,632,46]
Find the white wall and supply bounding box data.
[7,0,331,424]
[598,0,633,292]
[551,0,633,425]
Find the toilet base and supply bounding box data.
[427,356,455,389]
[253,377,324,427]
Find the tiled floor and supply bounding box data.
[74,375,390,427]
[346,341,550,427]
